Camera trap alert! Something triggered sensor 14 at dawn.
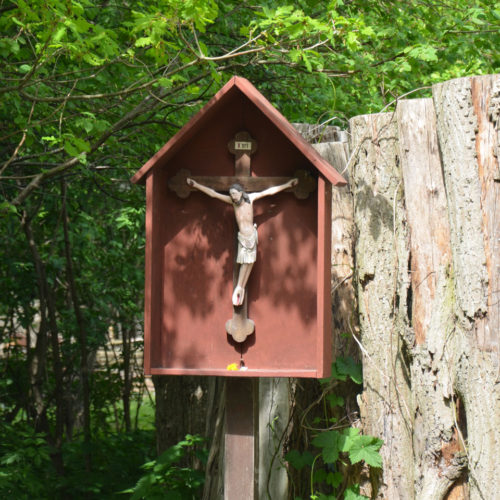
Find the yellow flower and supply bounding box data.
[226,363,239,371]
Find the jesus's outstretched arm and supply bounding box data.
[249,178,298,202]
[187,178,232,204]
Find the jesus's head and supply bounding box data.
[229,183,250,205]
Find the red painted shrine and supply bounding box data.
[131,76,346,378]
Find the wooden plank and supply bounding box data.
[149,367,318,377]
[224,378,258,500]
[143,175,153,375]
[316,176,332,377]
[144,169,165,375]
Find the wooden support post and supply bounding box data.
[224,378,258,500]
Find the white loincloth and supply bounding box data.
[237,225,258,264]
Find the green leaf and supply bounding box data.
[53,26,67,43]
[302,52,312,72]
[285,449,314,470]
[346,31,359,50]
[64,141,79,157]
[135,36,152,47]
[157,77,172,88]
[347,435,383,467]
[326,471,343,487]
[63,137,90,156]
[313,468,328,484]
[314,494,336,500]
[336,357,362,384]
[339,427,360,453]
[344,484,370,499]
[83,52,105,65]
[198,41,209,56]
[406,44,438,62]
[73,137,91,153]
[19,64,32,73]
[326,394,344,408]
[312,430,341,463]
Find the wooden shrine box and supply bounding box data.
[131,76,346,378]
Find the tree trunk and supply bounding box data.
[122,324,133,433]
[348,74,500,499]
[397,97,466,499]
[153,375,211,454]
[61,180,92,472]
[21,211,65,474]
[432,74,499,500]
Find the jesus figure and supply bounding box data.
[187,177,298,306]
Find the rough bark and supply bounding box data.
[313,141,357,360]
[153,375,210,455]
[397,98,466,499]
[349,112,413,499]
[432,74,500,500]
[347,74,500,500]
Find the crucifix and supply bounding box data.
[168,131,315,343]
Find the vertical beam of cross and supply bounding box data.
[225,131,258,343]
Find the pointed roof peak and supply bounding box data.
[131,76,347,186]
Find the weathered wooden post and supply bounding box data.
[131,76,346,498]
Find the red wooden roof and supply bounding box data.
[131,76,347,186]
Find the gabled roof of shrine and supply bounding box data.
[131,76,347,186]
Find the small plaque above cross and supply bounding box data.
[227,131,257,177]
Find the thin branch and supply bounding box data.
[0,86,37,175]
[19,77,160,103]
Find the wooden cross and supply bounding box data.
[168,131,315,342]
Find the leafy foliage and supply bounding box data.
[312,428,383,469]
[0,421,155,499]
[286,358,381,499]
[321,356,363,385]
[0,422,54,499]
[125,434,206,500]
